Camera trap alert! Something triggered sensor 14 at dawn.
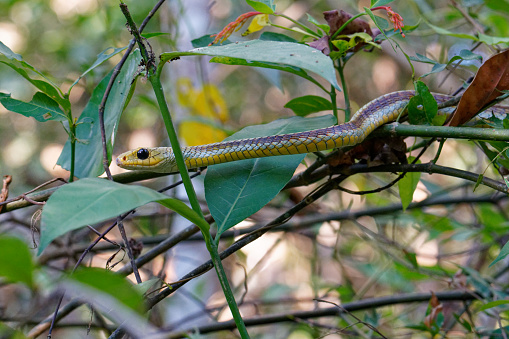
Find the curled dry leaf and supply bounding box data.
[0,175,12,214]
[448,49,509,127]
[424,291,443,328]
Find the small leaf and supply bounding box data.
[0,237,34,287]
[0,92,67,122]
[69,46,127,91]
[407,81,438,125]
[479,300,509,311]
[284,95,333,116]
[371,0,395,7]
[205,115,337,238]
[489,240,509,267]
[242,14,270,36]
[245,0,275,14]
[39,178,207,254]
[398,157,421,211]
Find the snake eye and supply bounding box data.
[137,148,149,160]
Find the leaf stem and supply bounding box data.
[336,60,351,121]
[274,14,322,38]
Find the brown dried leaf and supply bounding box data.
[0,175,12,214]
[324,10,373,37]
[424,292,443,328]
[449,49,509,127]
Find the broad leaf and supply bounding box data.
[57,49,141,178]
[284,95,333,116]
[62,267,156,337]
[39,178,207,254]
[0,92,67,122]
[161,40,341,91]
[205,115,337,238]
[0,237,34,287]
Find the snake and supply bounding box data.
[116,90,508,173]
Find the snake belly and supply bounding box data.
[116,90,458,173]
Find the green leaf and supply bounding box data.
[485,0,509,14]
[0,92,67,122]
[205,115,337,238]
[69,46,127,91]
[210,56,320,89]
[245,0,275,14]
[478,33,509,46]
[260,32,298,43]
[0,61,70,112]
[0,237,34,287]
[284,95,333,116]
[39,178,207,254]
[425,21,479,41]
[306,14,329,34]
[57,49,141,178]
[398,157,421,211]
[371,0,395,7]
[62,267,157,337]
[161,40,341,90]
[408,81,438,125]
[490,240,509,267]
[479,300,509,311]
[141,32,171,39]
[0,41,22,61]
[69,268,144,312]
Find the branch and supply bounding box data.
[163,290,481,337]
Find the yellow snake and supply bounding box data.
[116,90,507,173]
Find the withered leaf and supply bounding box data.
[448,49,509,127]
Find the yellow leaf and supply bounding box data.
[194,84,229,122]
[176,78,197,109]
[179,121,228,146]
[242,14,270,36]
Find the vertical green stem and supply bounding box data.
[68,119,76,182]
[149,69,249,338]
[148,75,203,217]
[337,60,351,122]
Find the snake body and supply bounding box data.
[115,90,506,173]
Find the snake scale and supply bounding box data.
[116,90,508,173]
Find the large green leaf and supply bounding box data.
[205,115,336,238]
[62,267,156,337]
[0,237,34,288]
[39,178,207,254]
[0,92,67,122]
[57,49,141,178]
[161,40,340,91]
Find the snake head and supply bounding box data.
[116,147,178,173]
